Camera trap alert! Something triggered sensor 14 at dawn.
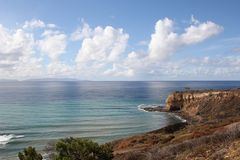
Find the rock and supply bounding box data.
[142,106,167,112]
[165,89,240,122]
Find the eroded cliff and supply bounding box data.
[165,89,240,122]
[112,89,240,160]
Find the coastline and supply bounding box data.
[111,89,240,159]
[3,87,240,159]
[111,104,189,158]
[138,104,187,123]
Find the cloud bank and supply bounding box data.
[0,17,232,80]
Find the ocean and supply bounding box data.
[0,81,240,159]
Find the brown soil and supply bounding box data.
[111,89,240,160]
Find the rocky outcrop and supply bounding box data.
[165,89,240,121]
[113,88,240,160]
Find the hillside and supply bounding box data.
[112,89,240,160]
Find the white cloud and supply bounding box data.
[181,21,223,45]
[115,17,224,79]
[0,25,34,68]
[11,57,44,79]
[0,24,44,79]
[38,30,67,61]
[103,64,134,77]
[72,23,129,79]
[47,23,57,28]
[47,62,73,76]
[148,18,179,60]
[0,17,232,80]
[23,19,45,29]
[148,18,223,61]
[137,40,148,46]
[70,22,92,41]
[23,19,58,30]
[75,24,129,63]
[191,15,199,25]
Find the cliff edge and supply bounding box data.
[112,89,240,160]
[165,89,240,122]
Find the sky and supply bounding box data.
[0,0,240,80]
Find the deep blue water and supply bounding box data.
[0,81,240,159]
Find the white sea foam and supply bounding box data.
[0,134,24,145]
[137,104,164,112]
[137,104,149,112]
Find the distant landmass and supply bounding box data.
[24,78,82,81]
[0,78,91,82]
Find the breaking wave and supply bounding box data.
[0,134,24,145]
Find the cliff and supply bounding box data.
[112,89,240,160]
[165,89,240,122]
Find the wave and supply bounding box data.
[137,104,164,112]
[0,134,24,145]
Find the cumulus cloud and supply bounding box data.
[23,19,57,30]
[47,62,73,76]
[72,23,129,79]
[148,18,223,61]
[11,57,44,79]
[108,17,224,79]
[38,30,67,61]
[148,18,179,60]
[0,24,45,79]
[0,17,232,80]
[181,21,223,45]
[0,25,34,68]
[70,22,92,41]
[72,17,223,79]
[23,19,45,29]
[103,64,134,77]
[75,24,129,63]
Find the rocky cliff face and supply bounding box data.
[165,89,240,121]
[113,89,240,160]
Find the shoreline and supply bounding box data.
[138,104,187,123]
[112,89,240,159]
[110,105,189,158]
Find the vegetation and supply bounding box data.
[18,137,113,160]
[117,122,240,160]
[18,146,43,160]
[54,137,113,160]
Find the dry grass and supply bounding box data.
[120,122,240,160]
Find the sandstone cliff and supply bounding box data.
[113,89,240,160]
[165,89,240,122]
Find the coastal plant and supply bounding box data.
[53,137,113,160]
[123,151,149,160]
[148,122,240,159]
[18,146,43,160]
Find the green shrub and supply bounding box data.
[54,137,113,160]
[18,146,43,160]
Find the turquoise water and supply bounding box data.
[1,81,240,159]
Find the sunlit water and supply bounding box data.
[0,81,240,159]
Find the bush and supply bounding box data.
[18,146,43,160]
[148,122,240,159]
[123,152,149,160]
[54,137,113,160]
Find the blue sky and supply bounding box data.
[0,0,240,80]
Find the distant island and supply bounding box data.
[0,78,90,82]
